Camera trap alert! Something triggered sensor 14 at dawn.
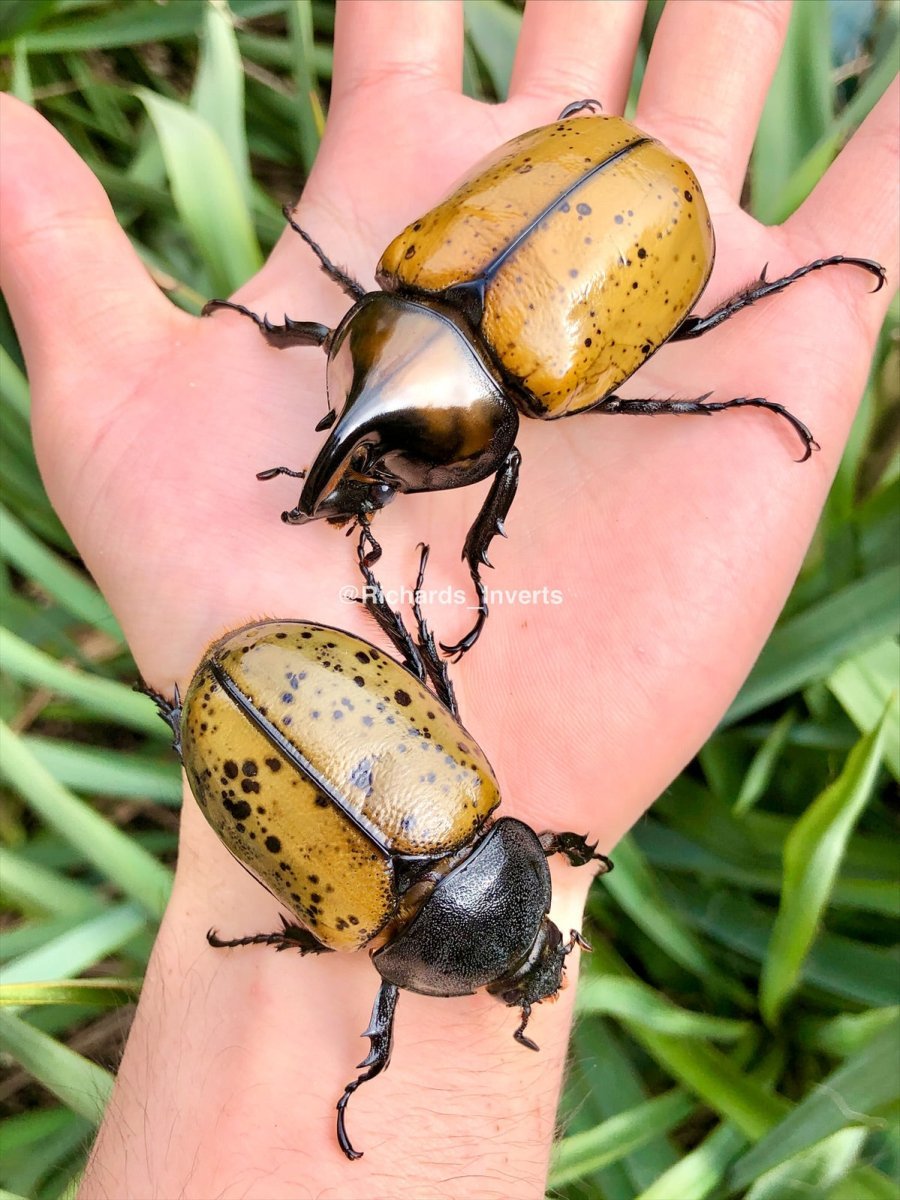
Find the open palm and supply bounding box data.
[2,2,896,1194]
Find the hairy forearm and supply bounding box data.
[79,796,588,1200]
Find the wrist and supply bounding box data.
[80,793,589,1199]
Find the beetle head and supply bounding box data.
[291,292,517,525]
[486,916,567,1010]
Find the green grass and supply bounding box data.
[1,3,898,1198]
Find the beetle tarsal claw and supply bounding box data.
[513,1003,540,1052]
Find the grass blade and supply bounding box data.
[0,1009,113,1124]
[136,87,261,295]
[549,1089,695,1189]
[0,722,173,918]
[728,1017,900,1191]
[760,712,889,1025]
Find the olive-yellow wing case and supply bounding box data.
[180,621,500,949]
[377,115,715,416]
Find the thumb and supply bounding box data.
[0,95,187,401]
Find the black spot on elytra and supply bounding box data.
[224,760,238,779]
[314,796,329,808]
[241,778,260,794]
[265,835,281,853]
[276,631,287,639]
[265,758,281,772]
[225,798,252,820]
[353,675,365,687]
[394,689,411,707]
[301,631,312,639]
[242,761,257,777]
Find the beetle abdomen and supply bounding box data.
[378,114,714,417]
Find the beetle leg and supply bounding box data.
[539,831,613,874]
[207,914,333,955]
[440,447,522,661]
[135,681,182,757]
[282,206,367,302]
[582,392,820,462]
[557,99,603,119]
[201,298,332,350]
[563,929,593,955]
[669,255,886,344]
[512,1002,540,1052]
[411,544,459,719]
[354,527,429,685]
[336,980,400,1160]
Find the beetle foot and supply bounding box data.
[586,391,819,462]
[564,929,593,955]
[257,465,307,482]
[136,680,182,756]
[539,830,613,873]
[207,915,332,955]
[558,99,604,119]
[336,981,400,1161]
[513,1002,540,1052]
[669,254,887,343]
[202,297,331,349]
[412,544,460,718]
[440,447,521,660]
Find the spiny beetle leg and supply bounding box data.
[558,99,603,119]
[513,1001,539,1052]
[669,255,886,343]
[336,980,400,1160]
[440,447,521,661]
[282,206,367,303]
[201,298,331,350]
[583,392,818,462]
[207,914,333,955]
[539,831,613,873]
[355,527,428,685]
[412,544,459,720]
[135,681,182,756]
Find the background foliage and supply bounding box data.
[1,2,898,1198]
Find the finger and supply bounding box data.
[509,0,645,117]
[637,0,792,201]
[0,95,178,380]
[787,78,900,334]
[329,0,464,108]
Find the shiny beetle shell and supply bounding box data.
[377,114,714,416]
[180,621,500,950]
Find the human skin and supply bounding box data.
[1,0,897,1196]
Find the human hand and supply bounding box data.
[2,2,896,1196]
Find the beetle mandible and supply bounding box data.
[146,545,610,1160]
[205,100,886,658]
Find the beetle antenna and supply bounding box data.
[282,205,367,302]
